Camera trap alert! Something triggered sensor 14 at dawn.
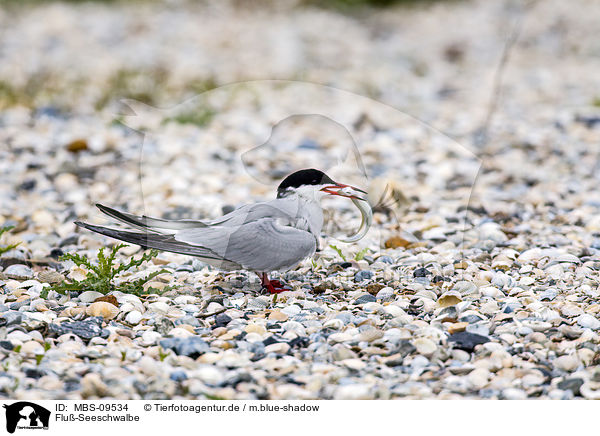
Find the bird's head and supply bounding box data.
[277,168,367,201]
[277,168,372,242]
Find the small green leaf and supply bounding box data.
[0,225,20,256]
[329,244,347,261]
[354,247,369,261]
[45,245,170,299]
[158,348,169,362]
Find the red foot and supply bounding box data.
[257,273,289,294]
[265,281,286,294]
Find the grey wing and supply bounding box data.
[96,204,209,233]
[96,198,301,232]
[203,198,302,227]
[175,218,316,272]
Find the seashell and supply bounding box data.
[518,276,535,286]
[561,303,583,318]
[577,314,600,330]
[517,248,542,263]
[167,327,194,338]
[363,302,383,313]
[491,255,512,271]
[68,266,88,281]
[358,329,384,342]
[4,264,34,280]
[59,307,86,318]
[37,270,65,284]
[437,291,462,308]
[323,319,344,330]
[245,323,267,335]
[247,297,269,310]
[521,320,552,332]
[341,358,366,371]
[79,291,104,303]
[268,310,288,322]
[580,382,600,400]
[86,301,119,320]
[383,305,405,318]
[282,321,306,335]
[328,332,353,344]
[148,301,170,314]
[451,281,478,296]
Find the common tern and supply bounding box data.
[75,168,372,293]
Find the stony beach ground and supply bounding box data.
[1,0,600,400]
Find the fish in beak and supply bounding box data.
[321,182,373,242]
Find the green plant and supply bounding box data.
[329,244,347,262]
[158,348,170,362]
[0,225,19,256]
[41,243,169,299]
[354,247,370,261]
[162,106,215,127]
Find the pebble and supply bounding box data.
[577,314,600,330]
[334,384,373,400]
[354,271,374,282]
[375,287,394,301]
[86,301,119,320]
[264,342,290,354]
[554,355,579,372]
[125,310,143,325]
[448,332,489,352]
[4,264,34,280]
[353,294,377,305]
[49,318,109,340]
[413,338,437,356]
[160,337,209,358]
[268,310,289,322]
[79,291,105,303]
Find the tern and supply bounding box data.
[75,168,372,293]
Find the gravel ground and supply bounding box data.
[2,0,600,400]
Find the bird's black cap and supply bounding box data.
[277,169,336,197]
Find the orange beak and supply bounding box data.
[321,183,367,200]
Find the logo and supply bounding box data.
[2,402,50,433]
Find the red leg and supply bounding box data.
[256,272,287,294]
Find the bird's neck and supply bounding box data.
[296,195,324,237]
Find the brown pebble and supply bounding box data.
[384,237,411,249]
[116,329,135,338]
[94,295,118,307]
[66,138,88,153]
[367,283,385,296]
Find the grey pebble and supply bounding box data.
[0,312,24,327]
[49,317,109,340]
[354,271,374,282]
[4,264,34,280]
[160,336,209,358]
[353,294,377,305]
